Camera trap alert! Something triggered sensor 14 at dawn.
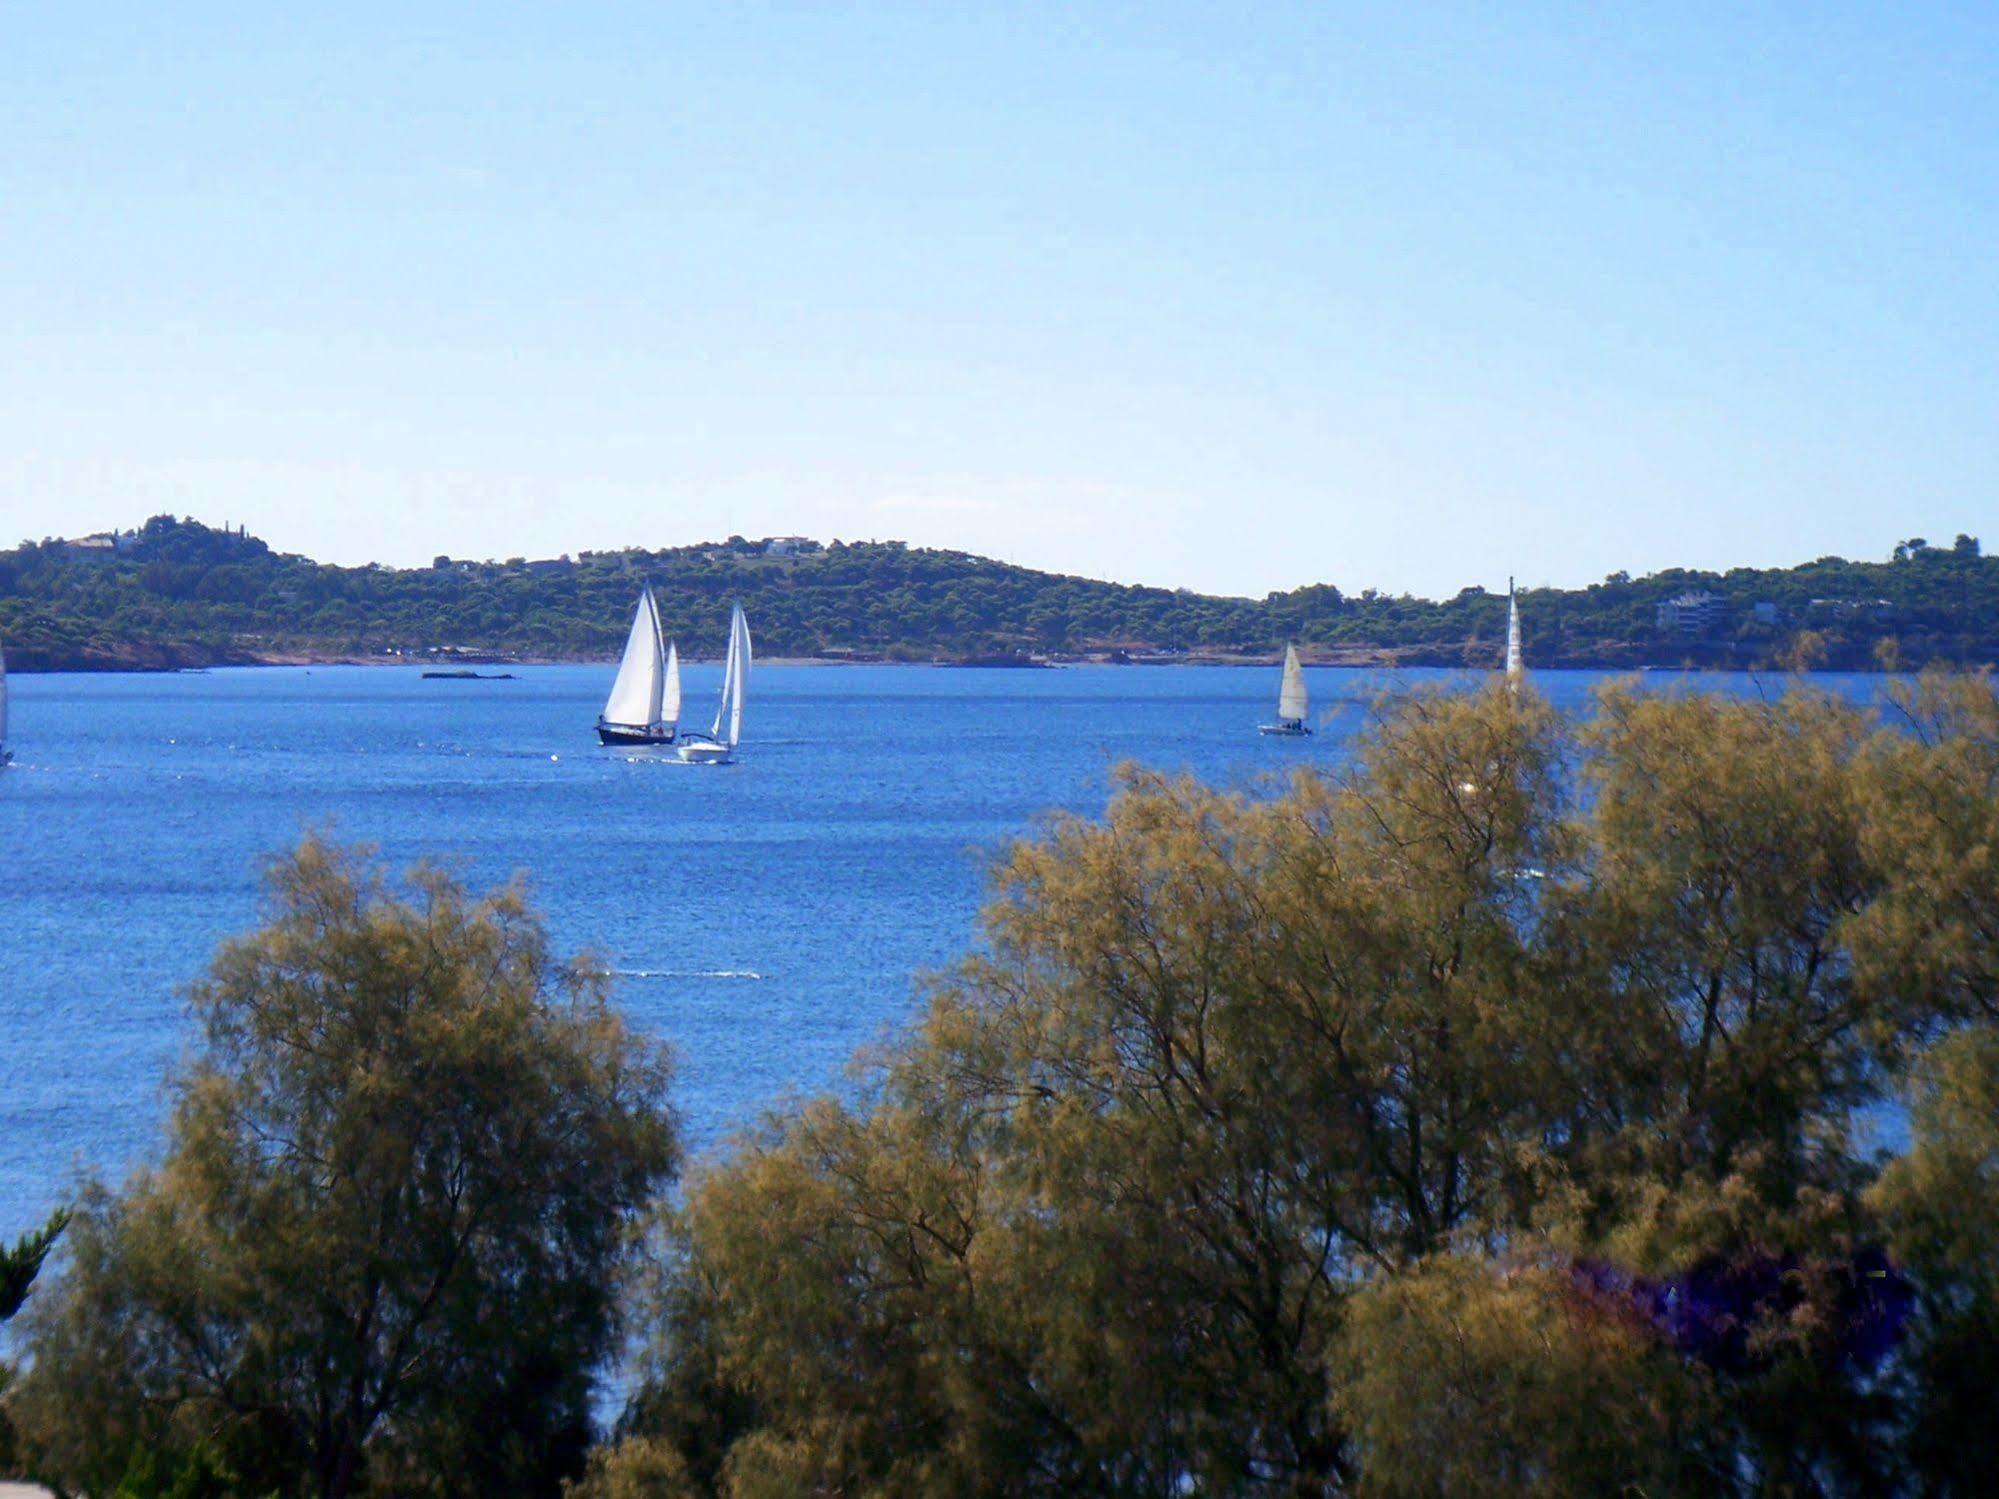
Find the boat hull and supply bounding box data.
[598,723,677,747]
[677,739,733,765]
[1258,722,1312,737]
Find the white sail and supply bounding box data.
[709,619,733,742]
[662,640,681,728]
[602,589,665,728]
[1277,643,1307,722]
[1505,578,1524,682]
[645,591,668,726]
[711,602,751,746]
[728,602,751,746]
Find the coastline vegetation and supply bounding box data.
[2,516,1995,672]
[3,673,1998,1494]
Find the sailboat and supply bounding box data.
[0,642,12,768]
[1258,643,1311,736]
[596,589,681,746]
[679,602,751,765]
[1504,577,1524,686]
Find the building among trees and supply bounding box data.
[1655,589,1729,635]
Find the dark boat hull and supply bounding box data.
[597,723,677,746]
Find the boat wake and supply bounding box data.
[598,967,766,982]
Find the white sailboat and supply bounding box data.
[0,642,12,768]
[1505,577,1524,686]
[1258,643,1311,736]
[596,588,680,745]
[679,602,751,764]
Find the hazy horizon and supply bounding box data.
[4,5,1994,598]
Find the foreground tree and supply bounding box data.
[10,836,679,1498]
[1331,1255,1708,1497]
[592,677,1999,1497]
[0,1210,68,1328]
[1868,1025,1999,1490]
[0,1209,68,1477]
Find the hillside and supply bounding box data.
[1,517,1995,671]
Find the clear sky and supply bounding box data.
[1,3,1993,598]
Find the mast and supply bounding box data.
[0,643,9,750]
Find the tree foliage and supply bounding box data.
[0,1208,69,1478]
[9,837,680,1498]
[593,675,1999,1496]
[0,1209,67,1326]
[1867,1026,1999,1490]
[1332,1256,1705,1497]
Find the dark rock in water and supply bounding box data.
[422,669,517,680]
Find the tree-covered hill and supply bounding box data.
[1,516,1995,670]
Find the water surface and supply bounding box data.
[0,663,1886,1234]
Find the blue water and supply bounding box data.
[0,664,1889,1238]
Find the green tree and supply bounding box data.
[0,1209,68,1325]
[11,836,679,1498]
[601,680,1998,1496]
[1850,668,1999,1024]
[1868,1025,1999,1491]
[1332,1256,1706,1497]
[0,1208,69,1477]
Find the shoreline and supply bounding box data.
[3,649,1952,677]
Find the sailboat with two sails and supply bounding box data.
[678,602,751,765]
[597,588,681,746]
[1258,643,1311,736]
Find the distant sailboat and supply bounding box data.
[597,589,680,746]
[679,602,751,765]
[1258,643,1311,736]
[1505,577,1525,686]
[0,642,12,767]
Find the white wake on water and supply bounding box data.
[595,968,766,981]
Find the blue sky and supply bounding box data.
[1,3,1993,597]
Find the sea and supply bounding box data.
[0,663,1893,1239]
